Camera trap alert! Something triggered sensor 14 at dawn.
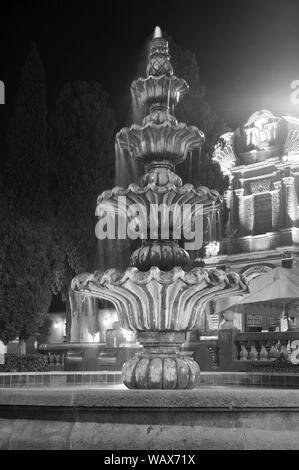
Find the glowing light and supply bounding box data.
[102,317,110,327]
[153,26,162,39]
[205,241,220,257]
[122,328,134,342]
[92,332,100,343]
[99,308,118,328]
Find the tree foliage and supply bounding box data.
[0,45,60,344]
[0,212,59,343]
[5,43,50,219]
[49,81,116,337]
[50,80,116,276]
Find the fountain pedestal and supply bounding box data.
[122,331,200,389]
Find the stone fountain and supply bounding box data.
[71,27,247,389]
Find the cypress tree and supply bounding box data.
[6,43,49,219]
[0,44,58,352]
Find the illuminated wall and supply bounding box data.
[213,110,299,256]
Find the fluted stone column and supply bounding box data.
[235,189,254,236]
[271,181,282,231]
[223,176,234,237]
[282,176,297,227]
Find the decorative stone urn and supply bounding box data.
[71,27,247,389]
[221,310,236,330]
[72,267,246,389]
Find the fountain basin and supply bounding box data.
[1,385,299,449]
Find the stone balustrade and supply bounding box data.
[38,342,139,371]
[46,351,66,368]
[233,331,299,363]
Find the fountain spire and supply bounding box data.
[153,25,162,38]
[115,27,206,271]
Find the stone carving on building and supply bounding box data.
[248,178,272,194]
[213,132,236,175]
[283,115,299,157]
[243,110,280,151]
[210,109,299,260]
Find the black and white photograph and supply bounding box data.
[1,0,299,456]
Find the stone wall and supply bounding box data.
[1,387,299,449]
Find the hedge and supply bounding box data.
[0,354,49,372]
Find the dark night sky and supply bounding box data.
[1,0,299,157]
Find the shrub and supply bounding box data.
[0,354,49,372]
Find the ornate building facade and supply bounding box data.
[205,109,299,282]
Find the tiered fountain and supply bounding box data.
[71,27,246,389]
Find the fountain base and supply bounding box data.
[121,331,200,389]
[2,386,299,449]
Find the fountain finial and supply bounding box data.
[147,26,172,77]
[153,26,162,38]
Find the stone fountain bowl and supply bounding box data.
[116,120,204,166]
[131,75,189,107]
[71,266,245,331]
[71,267,247,389]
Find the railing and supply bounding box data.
[233,331,299,363]
[213,329,299,371]
[38,331,299,372]
[46,351,66,368]
[38,343,105,370]
[38,342,139,371]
